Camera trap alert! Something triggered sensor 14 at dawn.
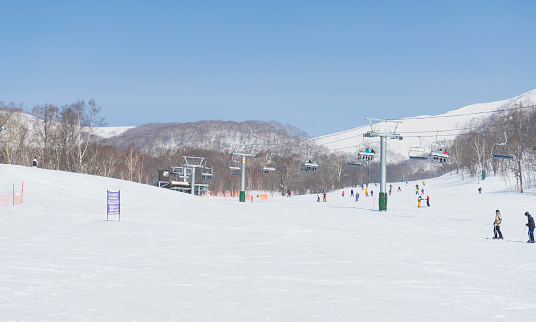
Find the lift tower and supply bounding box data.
[363,119,402,211]
[231,144,257,202]
[182,156,207,195]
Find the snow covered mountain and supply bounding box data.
[1,163,535,320]
[311,89,536,161]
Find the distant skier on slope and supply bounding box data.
[493,210,504,240]
[525,211,535,243]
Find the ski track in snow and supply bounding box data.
[1,164,536,321]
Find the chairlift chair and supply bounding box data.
[429,142,449,163]
[228,158,242,176]
[408,137,427,160]
[345,150,363,166]
[299,149,319,171]
[202,166,215,179]
[261,154,276,173]
[300,160,319,171]
[491,132,514,159]
[358,147,375,161]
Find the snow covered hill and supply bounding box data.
[1,164,536,320]
[311,89,536,161]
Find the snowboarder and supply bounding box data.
[525,211,535,243]
[365,189,368,197]
[426,195,430,207]
[478,187,482,194]
[493,210,503,240]
[32,157,38,167]
[417,196,422,207]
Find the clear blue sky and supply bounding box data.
[1,1,535,136]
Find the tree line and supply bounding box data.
[4,99,534,195]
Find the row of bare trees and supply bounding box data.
[3,100,498,195]
[448,103,536,192]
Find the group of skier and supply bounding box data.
[493,209,535,243]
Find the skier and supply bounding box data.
[421,189,425,195]
[493,210,504,240]
[415,187,419,195]
[32,157,38,167]
[342,191,345,197]
[365,189,368,197]
[317,194,320,202]
[417,196,422,207]
[525,211,535,243]
[370,190,373,197]
[398,186,401,192]
[323,193,327,202]
[355,192,359,202]
[350,189,354,197]
[388,188,392,196]
[426,195,430,207]
[478,187,482,194]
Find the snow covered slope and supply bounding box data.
[312,89,536,161]
[1,164,535,320]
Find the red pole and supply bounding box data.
[13,183,15,206]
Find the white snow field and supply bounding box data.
[1,164,536,321]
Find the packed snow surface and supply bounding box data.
[1,164,536,321]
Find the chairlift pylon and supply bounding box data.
[491,132,514,159]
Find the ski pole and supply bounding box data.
[520,226,527,241]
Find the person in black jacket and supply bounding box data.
[525,212,535,243]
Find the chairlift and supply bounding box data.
[261,154,276,173]
[228,157,242,176]
[491,132,514,159]
[408,137,427,160]
[202,166,215,179]
[345,148,363,166]
[357,145,375,161]
[429,132,449,163]
[300,149,318,171]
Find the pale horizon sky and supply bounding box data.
[1,1,535,136]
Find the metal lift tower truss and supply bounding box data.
[231,144,257,202]
[182,156,207,195]
[363,118,403,211]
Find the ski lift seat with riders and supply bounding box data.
[358,147,375,161]
[428,132,449,163]
[300,149,318,171]
[261,154,276,173]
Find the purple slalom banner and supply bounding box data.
[107,190,120,221]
